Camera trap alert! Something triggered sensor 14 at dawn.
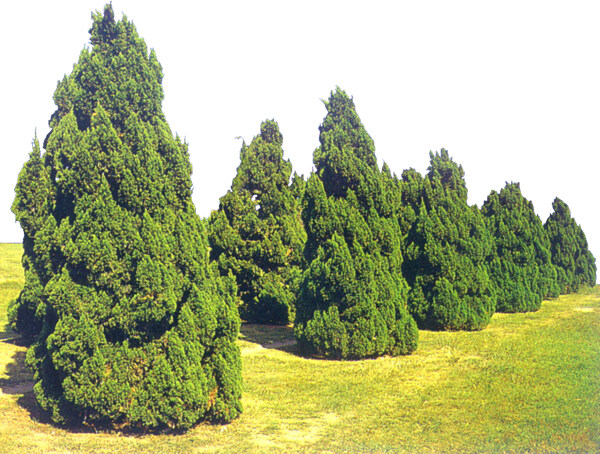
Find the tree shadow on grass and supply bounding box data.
[1,337,121,434]
[239,323,300,354]
[0,330,54,426]
[238,324,362,361]
[0,350,34,395]
[0,324,33,347]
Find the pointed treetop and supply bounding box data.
[260,119,283,146]
[90,3,118,47]
[552,197,571,218]
[427,149,468,202]
[232,119,291,195]
[313,88,379,199]
[49,2,164,134]
[318,87,377,169]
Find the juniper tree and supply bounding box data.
[544,197,596,293]
[10,5,241,430]
[208,120,306,324]
[9,138,53,338]
[481,182,559,312]
[402,150,496,330]
[295,88,418,359]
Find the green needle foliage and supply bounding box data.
[9,138,52,338]
[10,4,241,431]
[208,120,306,324]
[402,150,496,330]
[544,197,597,293]
[295,88,418,359]
[482,182,560,312]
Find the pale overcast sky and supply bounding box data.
[1,1,598,279]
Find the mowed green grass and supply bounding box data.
[0,242,598,453]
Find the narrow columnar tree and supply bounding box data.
[481,182,559,312]
[544,197,596,293]
[402,150,496,330]
[208,120,306,324]
[10,5,241,431]
[9,138,53,338]
[295,88,418,359]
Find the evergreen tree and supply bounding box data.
[208,120,306,324]
[402,150,496,330]
[295,88,418,359]
[544,197,596,293]
[9,138,53,337]
[10,5,241,431]
[481,182,559,312]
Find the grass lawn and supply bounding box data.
[1,242,598,453]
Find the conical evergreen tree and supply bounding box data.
[295,88,418,359]
[10,5,241,430]
[208,120,306,324]
[402,150,496,330]
[9,138,53,337]
[544,197,596,293]
[482,182,559,312]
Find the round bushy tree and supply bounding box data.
[482,182,559,312]
[402,150,496,330]
[544,197,596,293]
[208,120,306,324]
[295,88,418,359]
[10,5,241,431]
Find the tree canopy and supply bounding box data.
[208,120,306,324]
[402,150,496,330]
[544,197,596,293]
[294,88,418,359]
[10,4,241,431]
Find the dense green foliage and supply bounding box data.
[208,120,306,324]
[10,5,241,431]
[482,183,559,312]
[401,150,496,330]
[544,197,596,293]
[9,139,51,338]
[294,88,418,359]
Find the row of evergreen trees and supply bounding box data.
[9,5,596,431]
[210,87,596,350]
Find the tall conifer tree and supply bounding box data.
[10,5,241,430]
[482,183,559,312]
[295,88,418,359]
[544,197,596,293]
[208,120,306,324]
[402,150,496,330]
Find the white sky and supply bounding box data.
[1,1,598,280]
